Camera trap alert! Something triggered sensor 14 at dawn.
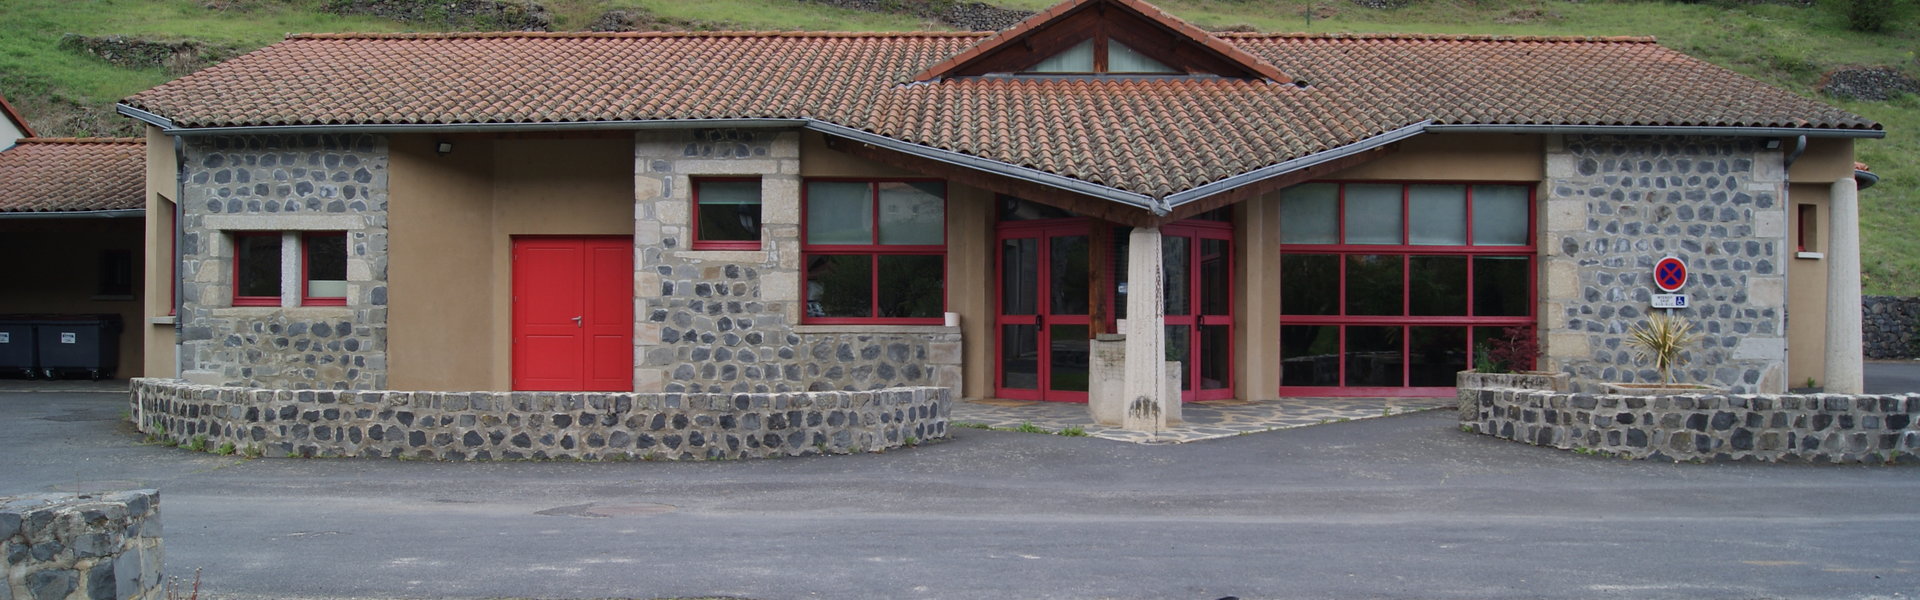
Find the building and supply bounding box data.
[117,0,1879,405]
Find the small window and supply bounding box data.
[1797,204,1819,254]
[97,249,135,298]
[303,232,347,306]
[1023,39,1181,75]
[233,232,283,306]
[693,178,763,250]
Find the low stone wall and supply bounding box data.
[2,490,163,600]
[130,379,949,461]
[1863,295,1920,359]
[1462,386,1920,463]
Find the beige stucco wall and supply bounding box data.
[1786,183,1831,387]
[1789,138,1857,184]
[1322,133,1544,182]
[142,126,176,378]
[387,134,633,391]
[0,217,144,377]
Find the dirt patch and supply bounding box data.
[2,94,139,138]
[323,0,553,31]
[1820,66,1920,101]
[57,34,240,74]
[585,8,736,32]
[798,0,1034,31]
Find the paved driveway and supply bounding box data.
[4,386,1917,600]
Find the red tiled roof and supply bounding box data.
[912,0,1291,82]
[0,94,34,139]
[0,138,145,214]
[122,30,1878,198]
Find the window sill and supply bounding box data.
[1795,251,1824,260]
[209,306,356,317]
[793,324,960,335]
[681,249,768,263]
[148,316,176,325]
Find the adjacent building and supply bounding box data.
[117,0,1880,404]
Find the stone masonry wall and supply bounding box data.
[130,378,947,461]
[2,490,163,600]
[633,129,963,395]
[1463,385,1920,463]
[1541,135,1788,393]
[1863,295,1920,359]
[177,134,389,390]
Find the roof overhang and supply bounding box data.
[0,209,144,219]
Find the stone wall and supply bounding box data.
[2,490,163,600]
[1462,384,1919,463]
[632,129,964,395]
[1541,135,1788,393]
[129,378,949,461]
[1863,295,1920,359]
[177,134,389,390]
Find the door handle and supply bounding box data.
[572,316,582,327]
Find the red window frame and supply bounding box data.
[1277,181,1537,397]
[799,178,948,325]
[691,177,763,251]
[301,231,347,306]
[231,232,282,307]
[1796,204,1816,254]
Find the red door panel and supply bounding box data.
[512,237,633,391]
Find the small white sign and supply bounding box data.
[1651,294,1690,309]
[0,332,8,343]
[60,332,77,344]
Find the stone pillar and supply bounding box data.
[1122,226,1171,431]
[1089,334,1126,425]
[1825,177,1864,394]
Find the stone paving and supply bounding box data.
[952,396,1454,443]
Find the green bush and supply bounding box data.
[1847,0,1899,32]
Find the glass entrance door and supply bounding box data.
[1113,221,1235,401]
[996,222,1092,402]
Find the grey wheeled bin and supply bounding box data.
[0,317,35,378]
[34,315,122,380]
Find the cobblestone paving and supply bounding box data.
[952,396,1454,444]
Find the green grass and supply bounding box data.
[3,0,1917,289]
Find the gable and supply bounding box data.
[911,0,1289,81]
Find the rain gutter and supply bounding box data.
[1163,121,1430,210]
[1426,124,1885,139]
[0,209,145,219]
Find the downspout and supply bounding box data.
[1782,135,1807,171]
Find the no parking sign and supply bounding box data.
[1652,256,1689,309]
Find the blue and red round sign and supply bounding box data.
[1654,257,1688,292]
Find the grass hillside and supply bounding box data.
[4,0,1916,292]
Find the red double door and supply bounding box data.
[511,237,633,392]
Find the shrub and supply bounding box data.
[1476,326,1540,373]
[1626,313,1703,384]
[1847,0,1897,33]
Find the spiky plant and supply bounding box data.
[1626,313,1703,385]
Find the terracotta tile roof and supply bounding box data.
[911,0,1291,82]
[0,94,33,138]
[123,31,1878,198]
[0,138,146,214]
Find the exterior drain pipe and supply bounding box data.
[1783,135,1808,171]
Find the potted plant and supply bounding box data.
[1604,312,1723,394]
[1456,325,1569,392]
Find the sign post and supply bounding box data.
[1651,256,1689,310]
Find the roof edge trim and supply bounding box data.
[1427,124,1885,139]
[803,120,1163,213]
[117,104,176,130]
[1164,121,1432,209]
[0,209,145,220]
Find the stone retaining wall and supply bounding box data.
[1462,385,1920,463]
[2,490,163,600]
[129,378,949,461]
[1863,295,1920,359]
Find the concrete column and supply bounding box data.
[279,232,301,308]
[1122,226,1171,431]
[1825,177,1864,393]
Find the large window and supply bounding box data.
[232,231,348,307]
[1277,182,1535,393]
[802,180,946,323]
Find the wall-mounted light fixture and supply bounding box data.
[435,141,454,156]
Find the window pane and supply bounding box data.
[1344,326,1402,387]
[1409,327,1468,386]
[1027,39,1094,73]
[1280,325,1339,387]
[806,254,871,318]
[1200,324,1230,390]
[1199,238,1230,316]
[1002,324,1039,390]
[305,233,347,298]
[877,254,943,318]
[1345,254,1403,316]
[1473,256,1531,316]
[1344,184,1403,245]
[1109,40,1178,73]
[1001,237,1038,315]
[236,234,281,298]
[805,181,872,245]
[1280,254,1338,315]
[1049,234,1090,316]
[1048,324,1090,391]
[1279,183,1338,244]
[696,180,762,243]
[1409,184,1466,245]
[1162,235,1189,316]
[1165,324,1191,391]
[1408,255,1466,316]
[1472,185,1530,246]
[878,181,944,245]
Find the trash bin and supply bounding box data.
[0,316,35,378]
[33,315,122,380]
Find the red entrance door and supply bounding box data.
[995,222,1092,402]
[511,237,634,391]
[1161,222,1235,401]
